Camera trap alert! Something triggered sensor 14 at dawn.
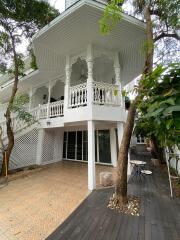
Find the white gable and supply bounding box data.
[65,0,79,9]
[65,0,108,9]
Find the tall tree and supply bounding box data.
[0,0,59,176]
[100,0,180,204]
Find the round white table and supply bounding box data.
[130,160,147,180]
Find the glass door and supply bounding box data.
[98,130,111,164]
[77,131,82,160]
[83,131,88,161]
[67,131,76,159]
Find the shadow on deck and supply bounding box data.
[47,156,180,240]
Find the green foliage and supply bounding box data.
[0,0,59,75]
[7,53,25,76]
[99,0,124,34]
[0,0,59,37]
[137,63,180,148]
[10,95,36,124]
[100,0,180,63]
[0,1,58,142]
[153,0,180,29]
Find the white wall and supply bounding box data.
[9,129,38,170]
[41,128,64,164]
[64,105,126,123]
[168,147,180,176]
[8,127,64,170]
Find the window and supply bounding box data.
[136,135,145,144]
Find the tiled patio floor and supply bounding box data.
[0,161,115,240]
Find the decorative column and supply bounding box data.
[110,128,117,167]
[88,120,96,191]
[36,129,45,165]
[117,121,124,148]
[87,44,93,107]
[114,53,123,105]
[47,81,52,118]
[64,55,71,110]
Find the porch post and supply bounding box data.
[117,121,124,148]
[110,128,117,167]
[64,55,71,110]
[88,120,96,191]
[87,44,93,107]
[127,151,131,176]
[36,129,45,165]
[114,53,123,105]
[47,81,52,118]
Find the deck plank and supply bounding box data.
[46,156,180,240]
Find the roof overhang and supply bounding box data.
[32,0,146,86]
[0,0,146,103]
[0,70,64,103]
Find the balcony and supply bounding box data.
[0,80,125,140]
[30,80,123,125]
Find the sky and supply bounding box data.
[50,0,65,12]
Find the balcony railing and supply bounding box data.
[39,104,48,119]
[69,81,121,108]
[93,81,121,106]
[69,82,87,107]
[49,100,64,117]
[36,100,64,119]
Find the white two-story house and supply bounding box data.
[0,0,145,190]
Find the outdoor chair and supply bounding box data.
[140,170,152,181]
[141,169,152,175]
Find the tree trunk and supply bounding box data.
[150,135,159,158]
[1,152,7,176]
[151,136,164,163]
[1,113,14,176]
[115,6,154,204]
[115,99,137,204]
[1,34,19,176]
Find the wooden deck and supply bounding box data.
[47,161,180,240]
